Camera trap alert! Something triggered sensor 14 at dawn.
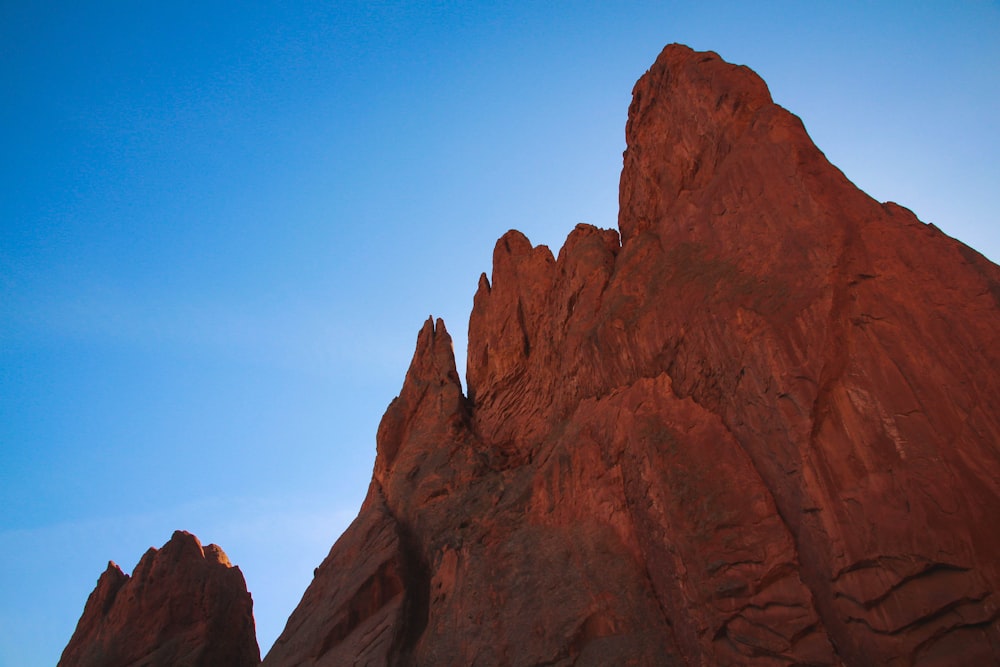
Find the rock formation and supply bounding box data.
[62,44,1000,666]
[263,44,1000,665]
[60,530,260,667]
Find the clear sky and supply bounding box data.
[1,2,998,664]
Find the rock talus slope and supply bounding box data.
[59,530,261,667]
[264,44,1000,666]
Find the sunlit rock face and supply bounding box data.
[60,530,260,667]
[265,44,1000,666]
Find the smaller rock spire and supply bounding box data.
[59,531,260,667]
[374,317,466,481]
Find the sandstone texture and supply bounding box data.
[264,45,1000,666]
[60,530,260,667]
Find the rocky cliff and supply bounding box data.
[59,530,260,667]
[63,43,1000,666]
[263,44,1000,666]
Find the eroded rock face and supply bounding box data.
[266,44,1000,665]
[60,530,261,667]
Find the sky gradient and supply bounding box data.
[2,2,999,664]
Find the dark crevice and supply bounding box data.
[833,561,971,610]
[912,611,1000,663]
[844,595,991,637]
[316,557,404,659]
[516,299,532,357]
[386,516,431,664]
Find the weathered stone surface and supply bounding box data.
[60,530,260,667]
[266,44,1000,666]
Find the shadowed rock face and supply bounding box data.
[60,530,260,667]
[264,44,1000,666]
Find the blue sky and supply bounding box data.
[2,2,998,664]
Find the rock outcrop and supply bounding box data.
[264,44,1000,665]
[61,44,1000,666]
[60,530,260,667]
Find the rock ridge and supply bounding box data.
[263,43,1000,665]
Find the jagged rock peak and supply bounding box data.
[268,44,1000,665]
[59,530,260,667]
[374,316,466,483]
[619,42,872,252]
[410,316,461,389]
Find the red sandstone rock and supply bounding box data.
[60,530,260,667]
[264,44,1000,666]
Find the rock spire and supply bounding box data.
[60,530,260,667]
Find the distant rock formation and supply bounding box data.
[60,530,260,667]
[264,45,1000,665]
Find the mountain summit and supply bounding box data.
[66,44,1000,666]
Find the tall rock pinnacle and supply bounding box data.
[60,530,261,667]
[264,44,1000,665]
